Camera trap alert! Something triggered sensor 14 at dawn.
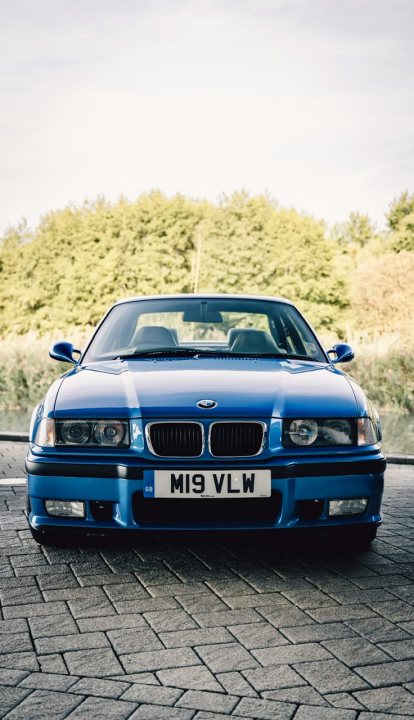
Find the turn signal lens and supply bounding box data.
[33,418,55,447]
[357,418,377,445]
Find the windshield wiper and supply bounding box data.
[116,347,203,359]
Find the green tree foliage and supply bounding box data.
[332,211,378,248]
[0,192,349,336]
[386,191,414,252]
[350,250,414,334]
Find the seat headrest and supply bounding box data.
[134,325,177,349]
[231,329,279,354]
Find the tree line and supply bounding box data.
[0,190,413,338]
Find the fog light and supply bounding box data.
[329,498,367,516]
[45,500,85,518]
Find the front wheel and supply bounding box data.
[330,524,378,550]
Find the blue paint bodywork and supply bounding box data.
[26,294,385,537]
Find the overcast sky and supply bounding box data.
[0,0,413,234]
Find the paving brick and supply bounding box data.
[65,695,138,719]
[369,599,414,623]
[0,632,33,654]
[280,622,356,644]
[77,614,147,632]
[107,628,163,655]
[176,689,238,712]
[0,668,29,686]
[281,589,336,609]
[0,584,43,606]
[120,647,200,673]
[195,643,258,673]
[120,682,183,704]
[357,713,412,719]
[0,686,31,715]
[37,653,67,674]
[216,671,258,697]
[232,696,296,719]
[143,609,197,632]
[2,601,68,619]
[324,693,365,710]
[177,593,229,614]
[159,627,233,648]
[192,609,262,628]
[228,623,288,649]
[292,659,368,693]
[0,619,28,635]
[64,647,125,677]
[35,631,109,655]
[103,582,150,602]
[252,643,333,666]
[147,582,207,598]
[68,596,116,619]
[346,617,412,642]
[114,597,180,614]
[156,665,223,692]
[242,664,305,692]
[306,605,376,623]
[223,593,290,609]
[355,659,414,687]
[322,637,392,666]
[28,613,79,638]
[128,705,195,720]
[257,606,314,628]
[42,586,106,602]
[0,651,38,671]
[71,677,130,698]
[262,686,328,705]
[3,689,82,719]
[354,685,414,714]
[293,707,356,719]
[18,672,78,691]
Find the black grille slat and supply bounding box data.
[210,422,264,457]
[149,423,202,457]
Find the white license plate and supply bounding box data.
[148,469,271,498]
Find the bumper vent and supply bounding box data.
[133,491,281,527]
[210,422,264,457]
[147,422,203,457]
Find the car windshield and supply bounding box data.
[83,297,327,363]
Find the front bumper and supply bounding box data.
[26,453,385,533]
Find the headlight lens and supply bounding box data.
[283,418,355,447]
[55,419,129,447]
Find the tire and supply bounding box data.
[332,524,378,550]
[29,526,76,547]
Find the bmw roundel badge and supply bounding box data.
[197,399,217,409]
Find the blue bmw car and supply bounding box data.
[26,294,385,547]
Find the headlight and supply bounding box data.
[283,418,355,447]
[55,419,129,447]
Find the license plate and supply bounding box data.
[144,470,271,498]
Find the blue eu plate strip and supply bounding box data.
[143,470,155,497]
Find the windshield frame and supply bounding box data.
[81,295,328,364]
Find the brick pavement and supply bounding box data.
[0,442,414,719]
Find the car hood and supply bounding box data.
[53,357,360,419]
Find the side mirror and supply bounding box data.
[49,341,81,364]
[327,342,354,364]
